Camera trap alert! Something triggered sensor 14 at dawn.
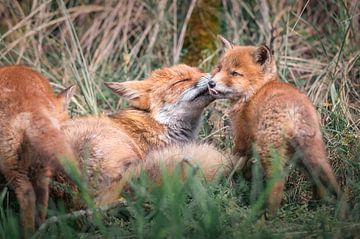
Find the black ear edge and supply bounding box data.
[57,84,76,102]
[254,45,273,65]
[261,44,272,54]
[104,82,122,94]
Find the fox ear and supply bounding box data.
[57,85,76,111]
[253,45,275,73]
[218,35,234,51]
[105,81,151,110]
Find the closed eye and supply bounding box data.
[229,71,243,77]
[171,78,191,87]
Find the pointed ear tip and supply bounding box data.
[105,82,125,94]
[260,44,271,51]
[104,82,116,88]
[58,84,76,98]
[67,84,77,92]
[217,35,229,42]
[62,84,76,91]
[217,35,234,49]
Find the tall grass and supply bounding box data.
[0,0,359,237]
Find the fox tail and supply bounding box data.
[95,143,235,206]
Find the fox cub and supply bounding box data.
[0,65,78,235]
[208,36,342,216]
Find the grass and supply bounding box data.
[0,0,359,238]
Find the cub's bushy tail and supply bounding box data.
[295,131,348,218]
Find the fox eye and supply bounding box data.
[172,78,191,87]
[230,71,243,77]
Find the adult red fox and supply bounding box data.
[0,65,78,235]
[207,36,342,216]
[48,64,232,207]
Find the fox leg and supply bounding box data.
[312,183,326,201]
[267,178,286,217]
[256,139,287,218]
[6,170,36,236]
[263,166,286,218]
[233,129,252,179]
[32,164,53,225]
[0,135,36,236]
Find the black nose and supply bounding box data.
[208,80,216,88]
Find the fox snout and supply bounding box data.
[207,77,234,99]
[196,74,212,88]
[180,74,213,102]
[208,80,216,88]
[207,80,220,97]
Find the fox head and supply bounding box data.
[105,64,214,127]
[208,35,277,102]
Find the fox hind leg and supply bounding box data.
[7,171,36,237]
[0,131,36,236]
[256,141,287,218]
[267,178,286,218]
[32,164,53,225]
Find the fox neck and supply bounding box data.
[155,104,204,142]
[110,109,201,154]
[158,112,202,144]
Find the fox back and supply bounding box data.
[0,65,70,121]
[209,37,342,217]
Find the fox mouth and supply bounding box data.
[209,87,248,102]
[208,87,228,99]
[192,88,210,100]
[208,87,219,96]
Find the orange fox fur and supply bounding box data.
[48,64,221,207]
[0,65,78,235]
[96,143,234,205]
[144,143,232,183]
[209,37,342,216]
